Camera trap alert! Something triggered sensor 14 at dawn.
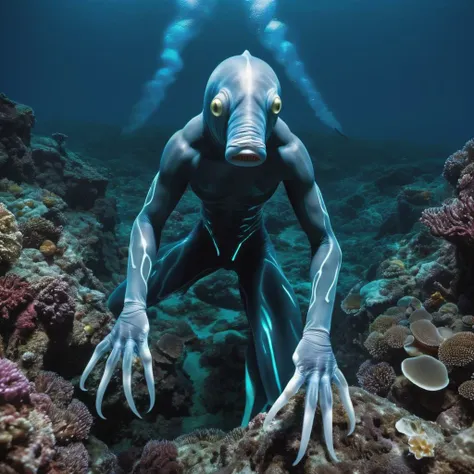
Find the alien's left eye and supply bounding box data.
[271,95,282,114]
[210,97,223,117]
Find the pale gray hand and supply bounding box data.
[80,305,154,419]
[263,329,355,465]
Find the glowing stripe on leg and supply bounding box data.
[204,223,221,256]
[261,307,282,393]
[241,362,256,427]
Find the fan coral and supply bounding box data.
[132,440,183,474]
[34,278,75,334]
[0,358,31,404]
[421,196,474,246]
[0,274,34,320]
[34,371,74,407]
[47,399,93,444]
[438,332,474,367]
[458,380,474,401]
[0,203,23,266]
[19,216,62,249]
[356,360,396,396]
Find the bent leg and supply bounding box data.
[236,230,303,409]
[108,222,220,316]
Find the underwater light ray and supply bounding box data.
[244,0,342,132]
[124,0,217,133]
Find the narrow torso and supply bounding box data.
[189,145,284,261]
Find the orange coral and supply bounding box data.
[408,435,435,459]
[39,240,57,258]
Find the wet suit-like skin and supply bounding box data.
[80,51,355,465]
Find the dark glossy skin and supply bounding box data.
[81,51,355,465]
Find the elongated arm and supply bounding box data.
[283,142,342,335]
[263,128,354,466]
[80,119,199,418]
[124,131,194,310]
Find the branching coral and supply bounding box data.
[0,403,55,473]
[0,203,23,266]
[0,274,34,320]
[421,196,474,246]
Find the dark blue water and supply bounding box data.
[1,0,472,147]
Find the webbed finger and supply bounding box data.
[293,373,319,466]
[139,340,155,412]
[80,336,112,391]
[123,340,141,418]
[320,375,338,462]
[96,344,121,419]
[334,368,355,436]
[263,369,305,430]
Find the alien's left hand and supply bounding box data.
[263,328,355,465]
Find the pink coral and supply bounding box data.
[0,358,31,404]
[132,440,183,474]
[0,274,34,320]
[421,196,474,246]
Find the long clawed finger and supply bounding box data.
[293,373,320,466]
[80,336,112,391]
[320,375,338,462]
[96,345,121,419]
[334,368,356,436]
[123,340,141,418]
[139,341,155,413]
[263,370,305,430]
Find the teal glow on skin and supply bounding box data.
[241,363,256,427]
[261,306,282,393]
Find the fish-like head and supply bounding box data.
[203,50,282,167]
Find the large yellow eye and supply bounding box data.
[271,95,282,114]
[210,98,223,117]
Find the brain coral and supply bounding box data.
[0,203,22,266]
[438,332,474,367]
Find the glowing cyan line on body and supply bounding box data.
[261,306,282,392]
[308,185,340,310]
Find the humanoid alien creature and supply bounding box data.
[81,51,355,465]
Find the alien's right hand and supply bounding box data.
[80,304,155,419]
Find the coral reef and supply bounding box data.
[0,203,23,267]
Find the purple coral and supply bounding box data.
[0,358,32,403]
[34,371,74,407]
[53,443,89,474]
[420,196,474,246]
[34,278,75,334]
[132,440,183,474]
[0,274,34,320]
[357,360,396,397]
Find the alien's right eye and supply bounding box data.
[210,97,223,117]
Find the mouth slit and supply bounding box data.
[232,154,260,162]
